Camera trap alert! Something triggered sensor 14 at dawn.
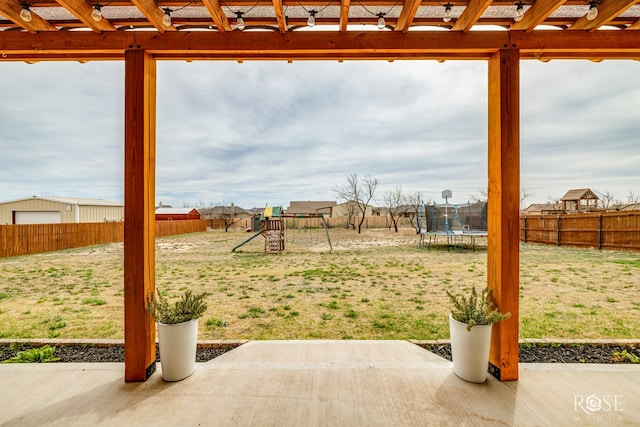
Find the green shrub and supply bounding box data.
[2,345,59,363]
[447,287,510,331]
[147,290,208,324]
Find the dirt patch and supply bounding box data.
[0,228,638,341]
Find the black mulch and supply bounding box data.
[422,343,639,364]
[0,344,229,363]
[0,342,638,364]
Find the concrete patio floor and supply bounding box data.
[1,340,638,426]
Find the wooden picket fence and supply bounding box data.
[520,211,640,251]
[0,220,207,258]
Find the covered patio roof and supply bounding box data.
[1,0,638,384]
[0,0,639,61]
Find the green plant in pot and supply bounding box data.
[446,286,510,383]
[147,290,208,382]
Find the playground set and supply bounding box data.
[232,206,332,254]
[418,190,488,251]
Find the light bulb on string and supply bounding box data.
[307,10,316,27]
[161,8,172,27]
[586,2,598,20]
[236,12,245,30]
[91,4,103,22]
[443,3,453,23]
[514,2,525,22]
[20,4,32,22]
[377,13,385,30]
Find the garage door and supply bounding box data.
[14,211,61,224]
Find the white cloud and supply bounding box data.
[0,59,638,209]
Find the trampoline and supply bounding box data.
[417,200,488,251]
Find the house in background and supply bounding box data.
[155,207,201,221]
[561,188,599,213]
[521,203,564,215]
[286,201,337,217]
[0,196,124,224]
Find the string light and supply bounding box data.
[356,1,398,30]
[161,8,172,27]
[20,3,32,22]
[307,10,317,27]
[443,3,453,23]
[514,2,525,22]
[236,12,245,30]
[91,4,103,22]
[221,1,260,31]
[586,1,598,20]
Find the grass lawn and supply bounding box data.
[0,228,638,340]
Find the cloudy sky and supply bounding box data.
[0,58,638,209]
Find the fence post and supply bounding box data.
[523,216,528,243]
[557,216,561,246]
[598,214,603,250]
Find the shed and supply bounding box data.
[560,189,599,213]
[155,208,201,221]
[0,196,123,225]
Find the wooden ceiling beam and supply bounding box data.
[628,18,640,29]
[510,0,567,32]
[395,0,421,33]
[272,0,287,33]
[54,0,116,32]
[130,0,177,32]
[0,0,57,32]
[569,0,639,31]
[339,0,350,33]
[202,0,232,32]
[451,0,493,33]
[1,30,639,60]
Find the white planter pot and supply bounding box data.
[449,314,492,383]
[157,318,198,382]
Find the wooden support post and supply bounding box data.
[124,50,157,382]
[487,49,520,381]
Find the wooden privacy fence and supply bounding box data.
[520,212,640,251]
[0,220,207,258]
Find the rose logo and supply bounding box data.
[584,394,602,413]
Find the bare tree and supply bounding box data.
[405,190,425,233]
[383,186,404,232]
[211,201,244,232]
[342,201,358,230]
[595,189,616,209]
[334,174,378,234]
[472,187,533,209]
[626,190,640,204]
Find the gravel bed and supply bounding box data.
[422,343,639,364]
[0,344,229,363]
[1,343,638,364]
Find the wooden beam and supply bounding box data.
[339,0,350,33]
[487,48,520,381]
[1,31,640,61]
[451,0,493,33]
[510,0,567,32]
[124,49,157,382]
[569,0,639,31]
[130,0,176,32]
[272,0,287,33]
[394,0,421,33]
[201,0,232,33]
[54,0,116,32]
[0,0,57,32]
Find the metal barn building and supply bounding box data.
[0,196,124,224]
